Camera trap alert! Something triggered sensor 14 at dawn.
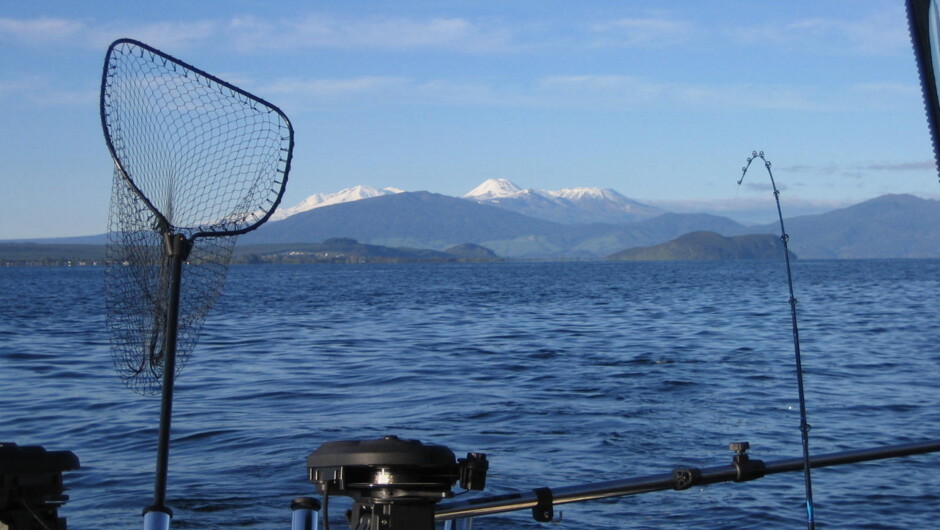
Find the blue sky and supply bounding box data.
[1,0,937,239]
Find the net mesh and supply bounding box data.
[102,39,292,395]
[106,171,236,394]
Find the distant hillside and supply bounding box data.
[514,213,749,258]
[242,191,747,258]
[1,239,499,266]
[1,234,108,245]
[234,238,497,264]
[749,194,940,258]
[443,243,500,260]
[242,191,561,250]
[0,243,106,265]
[607,231,795,261]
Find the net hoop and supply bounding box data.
[100,37,294,240]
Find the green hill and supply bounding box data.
[606,231,795,261]
[443,243,500,260]
[233,238,499,264]
[0,243,106,266]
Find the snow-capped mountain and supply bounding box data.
[270,179,661,225]
[464,178,526,200]
[271,185,403,221]
[549,187,627,202]
[463,178,664,224]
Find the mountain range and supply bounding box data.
[245,193,753,258]
[7,178,940,260]
[747,193,940,259]
[268,179,663,225]
[243,191,561,251]
[243,186,940,259]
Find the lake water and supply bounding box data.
[1,260,939,529]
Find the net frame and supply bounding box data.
[101,38,293,239]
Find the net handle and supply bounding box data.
[99,38,294,239]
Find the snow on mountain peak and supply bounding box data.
[463,178,524,199]
[465,180,627,203]
[271,185,402,221]
[462,178,662,223]
[548,187,626,201]
[272,178,660,225]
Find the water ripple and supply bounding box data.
[2,261,939,528]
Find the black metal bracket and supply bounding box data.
[163,233,193,261]
[729,442,766,482]
[532,487,554,522]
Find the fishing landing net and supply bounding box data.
[102,38,293,395]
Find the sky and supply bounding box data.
[1,0,938,239]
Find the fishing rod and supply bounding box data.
[737,151,815,529]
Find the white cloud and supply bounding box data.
[0,16,219,51]
[93,20,221,51]
[536,74,824,110]
[537,75,664,107]
[864,161,937,171]
[790,12,906,54]
[849,82,921,107]
[0,17,86,44]
[589,17,694,47]
[730,9,908,56]
[781,161,937,174]
[1,14,513,54]
[257,75,512,109]
[0,6,909,59]
[412,79,506,106]
[253,71,870,112]
[0,75,96,106]
[0,77,41,97]
[228,14,512,53]
[263,76,410,97]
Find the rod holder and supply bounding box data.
[307,436,486,530]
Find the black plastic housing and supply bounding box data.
[0,443,79,530]
[307,435,486,530]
